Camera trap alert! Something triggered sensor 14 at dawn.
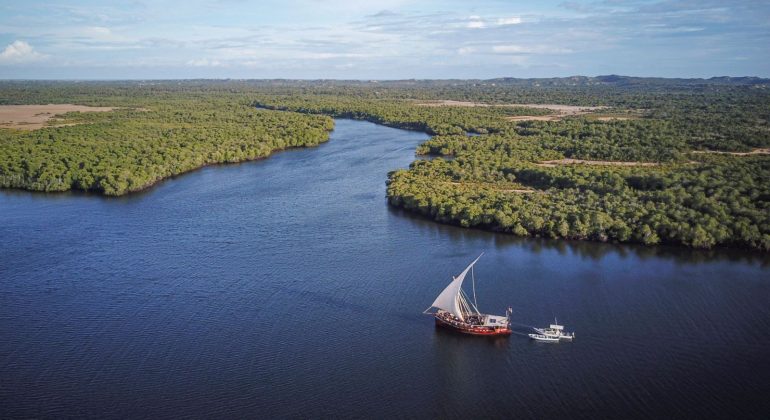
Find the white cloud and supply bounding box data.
[0,41,46,64]
[492,44,572,54]
[467,16,486,29]
[457,47,475,55]
[186,58,224,67]
[492,45,526,54]
[85,26,113,38]
[299,52,368,60]
[497,17,522,25]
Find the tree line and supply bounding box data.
[0,88,333,195]
[1,80,767,250]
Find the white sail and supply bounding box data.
[430,254,482,321]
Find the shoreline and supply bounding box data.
[385,194,770,253]
[4,102,767,252]
[225,106,770,251]
[0,124,334,197]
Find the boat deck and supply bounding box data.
[434,313,511,336]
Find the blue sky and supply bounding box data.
[0,0,768,79]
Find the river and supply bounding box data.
[1,119,768,419]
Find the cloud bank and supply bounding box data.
[0,41,46,64]
[0,0,767,78]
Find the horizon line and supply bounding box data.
[1,74,769,82]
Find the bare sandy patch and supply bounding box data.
[415,100,492,108]
[593,116,633,121]
[417,99,603,111]
[447,181,538,193]
[691,148,770,156]
[414,100,604,112]
[0,104,115,130]
[505,115,560,122]
[413,100,609,122]
[536,158,659,167]
[497,188,538,193]
[503,104,606,115]
[503,104,607,121]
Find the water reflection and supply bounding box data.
[388,206,769,266]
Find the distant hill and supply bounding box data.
[483,75,770,87]
[3,76,767,89]
[246,75,770,89]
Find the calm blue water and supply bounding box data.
[1,119,769,419]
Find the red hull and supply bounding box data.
[434,315,511,336]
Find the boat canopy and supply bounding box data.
[483,315,508,326]
[550,324,564,330]
[430,254,482,321]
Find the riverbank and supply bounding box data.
[0,137,333,196]
[253,92,769,250]
[0,91,334,196]
[2,80,767,250]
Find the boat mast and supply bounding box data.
[457,290,481,315]
[471,265,478,310]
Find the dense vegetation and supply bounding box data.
[387,149,769,250]
[254,95,551,135]
[0,85,333,195]
[1,79,768,249]
[249,79,770,250]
